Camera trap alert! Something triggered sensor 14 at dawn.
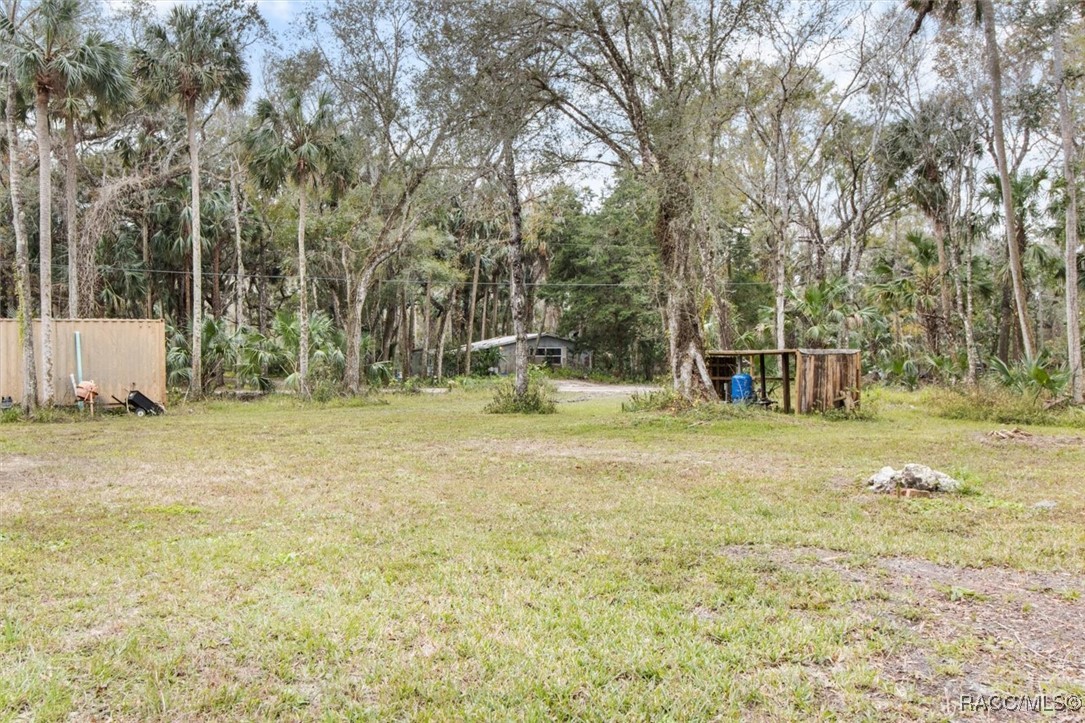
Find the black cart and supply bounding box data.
[112,390,165,417]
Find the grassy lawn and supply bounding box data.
[2,388,1084,720]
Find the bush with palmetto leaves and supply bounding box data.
[167,310,352,395]
[250,310,345,393]
[989,349,1069,398]
[166,317,238,393]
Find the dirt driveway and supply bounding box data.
[553,380,660,397]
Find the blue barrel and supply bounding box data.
[731,373,753,404]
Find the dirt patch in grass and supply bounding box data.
[0,454,44,479]
[0,456,47,513]
[976,429,1085,450]
[461,438,803,477]
[723,544,1085,719]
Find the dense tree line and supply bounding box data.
[1,0,1083,408]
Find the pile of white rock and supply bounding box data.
[867,464,962,494]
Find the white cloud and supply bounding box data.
[257,0,295,24]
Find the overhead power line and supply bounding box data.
[41,262,775,289]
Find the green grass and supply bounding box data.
[1,388,1083,720]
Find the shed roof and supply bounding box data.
[465,333,573,352]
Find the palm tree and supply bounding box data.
[908,0,1035,358]
[133,5,249,396]
[884,95,980,339]
[1051,0,1082,403]
[10,0,117,403]
[54,28,130,318]
[244,88,340,398]
[2,0,36,411]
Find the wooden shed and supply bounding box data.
[795,349,861,413]
[705,348,861,414]
[0,319,167,407]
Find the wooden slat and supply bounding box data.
[0,319,166,406]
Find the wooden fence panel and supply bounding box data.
[0,319,166,407]
[796,349,861,413]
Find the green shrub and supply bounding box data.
[471,347,502,376]
[622,389,784,423]
[544,365,584,380]
[308,371,343,403]
[485,372,556,414]
[445,375,499,391]
[1,408,21,424]
[989,350,1067,397]
[929,384,1085,428]
[23,406,101,424]
[622,389,694,413]
[390,377,426,395]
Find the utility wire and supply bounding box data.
[43,261,776,288]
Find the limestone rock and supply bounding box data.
[866,464,962,494]
[867,466,898,493]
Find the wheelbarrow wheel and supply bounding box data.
[136,408,146,417]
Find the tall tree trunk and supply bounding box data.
[773,236,787,350]
[422,275,432,378]
[258,234,267,335]
[771,124,790,352]
[657,160,717,399]
[400,288,412,379]
[933,215,952,335]
[436,288,453,381]
[35,89,55,405]
[981,0,1034,358]
[1054,22,1082,403]
[345,285,373,392]
[142,191,152,318]
[381,303,399,360]
[230,160,246,330]
[964,251,979,384]
[381,305,395,362]
[697,212,732,349]
[500,290,509,335]
[464,250,481,375]
[64,113,78,318]
[297,185,309,398]
[479,274,490,345]
[952,233,979,385]
[345,253,395,392]
[997,280,1012,362]
[186,102,203,395]
[212,233,222,319]
[408,296,416,376]
[502,140,529,399]
[846,229,866,289]
[6,3,37,411]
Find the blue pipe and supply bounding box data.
[74,331,84,410]
[74,331,83,384]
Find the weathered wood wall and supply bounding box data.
[796,349,861,413]
[0,319,166,406]
[706,354,738,400]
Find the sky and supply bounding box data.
[110,0,921,205]
[132,0,301,27]
[105,1,302,45]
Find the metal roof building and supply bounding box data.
[462,333,592,375]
